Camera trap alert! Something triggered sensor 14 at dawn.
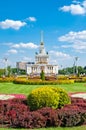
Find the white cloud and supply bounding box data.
[11,42,38,49]
[8,49,18,54]
[73,41,86,52]
[49,51,73,67]
[72,0,81,4]
[49,50,71,59]
[60,0,86,15]
[58,30,86,53]
[58,30,86,42]
[22,56,32,61]
[27,17,37,22]
[0,19,26,30]
[83,0,86,7]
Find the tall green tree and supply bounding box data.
[40,70,45,81]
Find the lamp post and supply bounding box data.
[4,58,8,76]
[75,57,78,75]
[73,61,75,75]
[73,57,78,75]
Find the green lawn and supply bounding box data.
[0,83,86,95]
[0,82,86,95]
[0,126,86,130]
[0,82,86,130]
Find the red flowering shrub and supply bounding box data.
[0,96,86,128]
[80,110,86,125]
[0,99,46,128]
[56,100,86,127]
[74,103,86,110]
[27,112,46,128]
[0,99,30,127]
[9,98,27,105]
[70,97,86,110]
[37,107,58,127]
[62,104,80,111]
[71,97,86,104]
[7,111,46,128]
[57,109,81,127]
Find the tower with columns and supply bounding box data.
[26,32,58,76]
[35,31,49,64]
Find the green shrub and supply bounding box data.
[13,78,74,85]
[0,77,14,82]
[27,86,59,110]
[74,77,86,83]
[57,75,68,80]
[51,87,71,108]
[27,86,71,110]
[57,79,74,84]
[40,70,45,81]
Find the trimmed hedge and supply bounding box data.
[0,75,86,83]
[51,87,71,108]
[13,78,74,85]
[27,86,60,110]
[27,86,71,110]
[0,77,14,82]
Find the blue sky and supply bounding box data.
[0,0,86,68]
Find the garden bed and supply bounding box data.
[0,92,86,128]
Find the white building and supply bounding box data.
[16,62,27,70]
[26,32,58,76]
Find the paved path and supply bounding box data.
[69,92,86,99]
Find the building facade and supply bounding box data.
[26,32,58,76]
[16,62,27,70]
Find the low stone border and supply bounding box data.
[69,92,86,99]
[0,94,26,100]
[0,93,86,100]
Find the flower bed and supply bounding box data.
[0,93,86,128]
[13,78,74,85]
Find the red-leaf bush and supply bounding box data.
[57,109,81,127]
[56,98,86,127]
[0,97,86,128]
[37,107,59,127]
[0,99,29,127]
[7,111,46,128]
[71,97,86,104]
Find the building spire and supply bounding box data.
[40,31,44,45]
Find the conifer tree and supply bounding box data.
[40,70,45,81]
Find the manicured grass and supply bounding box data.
[0,82,86,130]
[34,126,86,130]
[0,82,86,96]
[0,126,86,130]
